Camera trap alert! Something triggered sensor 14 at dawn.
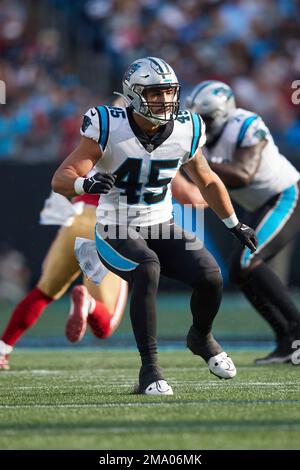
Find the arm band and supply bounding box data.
[74,177,85,195]
[222,213,239,229]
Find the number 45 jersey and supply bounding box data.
[80,106,205,226]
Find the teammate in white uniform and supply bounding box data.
[186,80,300,364]
[52,57,257,395]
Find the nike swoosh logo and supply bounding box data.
[91,109,96,116]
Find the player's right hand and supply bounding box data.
[83,172,116,194]
[230,222,258,253]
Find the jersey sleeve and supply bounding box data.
[80,106,110,152]
[181,113,206,164]
[237,115,267,147]
[80,107,101,142]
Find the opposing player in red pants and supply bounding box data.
[0,191,128,370]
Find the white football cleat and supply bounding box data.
[208,352,237,379]
[143,380,174,396]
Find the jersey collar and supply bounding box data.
[126,107,174,153]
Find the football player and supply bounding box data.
[186,80,300,364]
[52,57,257,395]
[0,190,128,370]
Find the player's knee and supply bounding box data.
[37,280,62,300]
[229,260,251,286]
[196,270,223,295]
[134,260,160,290]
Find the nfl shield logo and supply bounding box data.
[146,144,154,152]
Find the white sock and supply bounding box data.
[0,340,13,355]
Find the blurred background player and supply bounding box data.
[186,80,300,364]
[0,188,128,370]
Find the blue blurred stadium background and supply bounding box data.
[0,0,300,311]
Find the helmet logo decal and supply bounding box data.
[124,62,141,82]
[212,87,233,100]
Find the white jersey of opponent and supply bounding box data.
[81,106,205,226]
[203,108,300,212]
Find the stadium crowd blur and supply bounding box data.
[0,0,299,164]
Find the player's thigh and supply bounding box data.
[238,185,300,270]
[84,271,127,313]
[149,224,220,287]
[95,223,159,283]
[38,206,97,298]
[38,226,80,298]
[71,205,96,239]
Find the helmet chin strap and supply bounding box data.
[136,110,168,126]
[113,91,131,106]
[147,116,169,126]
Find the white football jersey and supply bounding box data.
[39,191,84,227]
[81,106,206,226]
[203,108,299,211]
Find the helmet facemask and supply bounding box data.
[201,109,230,144]
[138,84,180,125]
[122,57,180,126]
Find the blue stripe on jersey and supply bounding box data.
[97,106,109,151]
[236,115,258,147]
[190,113,202,158]
[241,184,299,268]
[95,227,139,272]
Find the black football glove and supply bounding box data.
[230,222,258,253]
[83,172,116,194]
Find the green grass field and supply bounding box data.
[0,350,300,450]
[0,293,300,450]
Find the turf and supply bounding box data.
[0,350,300,450]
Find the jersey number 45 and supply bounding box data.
[114,157,179,204]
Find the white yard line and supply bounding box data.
[1,399,300,409]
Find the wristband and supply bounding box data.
[74,177,85,195]
[222,213,239,229]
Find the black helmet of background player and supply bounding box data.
[186,81,236,144]
[122,57,180,125]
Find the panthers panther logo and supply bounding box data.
[124,63,141,82]
[212,87,233,99]
[81,115,92,133]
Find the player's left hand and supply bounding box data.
[83,172,116,194]
[230,223,258,253]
